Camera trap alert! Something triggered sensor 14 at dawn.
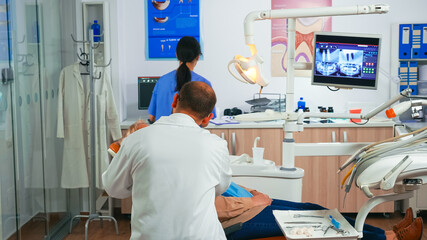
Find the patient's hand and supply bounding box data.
[251,193,272,207]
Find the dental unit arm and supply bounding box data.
[338,96,427,197]
[228,4,389,88]
[230,4,389,170]
[229,5,427,238]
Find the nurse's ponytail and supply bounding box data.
[175,36,201,92]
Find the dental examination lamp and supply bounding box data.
[229,4,390,169]
[228,53,269,87]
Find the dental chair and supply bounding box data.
[351,151,427,238]
[340,126,427,238]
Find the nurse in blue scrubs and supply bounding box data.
[148,36,216,123]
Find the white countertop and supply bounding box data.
[121,117,396,129]
[206,118,395,129]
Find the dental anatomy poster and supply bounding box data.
[147,0,200,59]
[271,0,332,76]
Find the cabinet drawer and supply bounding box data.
[294,128,339,143]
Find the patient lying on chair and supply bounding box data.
[216,183,423,240]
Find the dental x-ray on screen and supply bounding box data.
[312,32,381,90]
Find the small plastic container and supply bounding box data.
[252,147,264,165]
[91,20,101,42]
[349,108,362,123]
[297,97,306,110]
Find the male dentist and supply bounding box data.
[103,81,232,240]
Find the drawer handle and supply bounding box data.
[332,131,336,143]
[343,131,348,143]
[221,132,225,140]
[232,132,236,155]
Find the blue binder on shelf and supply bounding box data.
[408,61,418,82]
[399,61,409,82]
[421,24,427,59]
[399,24,412,59]
[412,24,422,58]
[399,61,418,94]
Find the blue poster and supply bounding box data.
[146,0,200,59]
[0,0,11,62]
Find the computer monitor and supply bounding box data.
[138,76,159,110]
[312,32,381,90]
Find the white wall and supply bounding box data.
[114,0,427,120]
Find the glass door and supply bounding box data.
[36,0,74,237]
[2,0,47,238]
[1,0,77,239]
[0,0,17,238]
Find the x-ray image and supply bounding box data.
[315,48,363,77]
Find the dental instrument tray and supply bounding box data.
[245,97,271,106]
[273,209,359,239]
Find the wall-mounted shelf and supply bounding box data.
[397,23,427,95]
[82,2,110,67]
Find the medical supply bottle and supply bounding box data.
[297,97,306,110]
[91,20,101,42]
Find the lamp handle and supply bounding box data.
[227,60,249,84]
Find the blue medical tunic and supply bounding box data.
[148,70,217,120]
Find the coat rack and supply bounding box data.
[69,30,118,240]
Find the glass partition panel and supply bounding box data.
[10,0,46,238]
[36,0,70,237]
[1,0,77,239]
[0,0,17,237]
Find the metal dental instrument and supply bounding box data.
[283,221,323,224]
[293,214,324,218]
[323,225,346,236]
[285,225,322,229]
[323,225,332,235]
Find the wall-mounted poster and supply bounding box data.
[271,0,332,77]
[146,0,200,59]
[0,0,11,62]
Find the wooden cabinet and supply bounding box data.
[294,126,395,213]
[294,128,340,209]
[121,197,132,214]
[209,128,283,166]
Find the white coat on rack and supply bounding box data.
[57,61,121,189]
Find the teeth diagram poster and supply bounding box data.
[271,0,331,77]
[147,0,200,59]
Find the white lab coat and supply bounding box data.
[103,113,232,240]
[57,62,121,188]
